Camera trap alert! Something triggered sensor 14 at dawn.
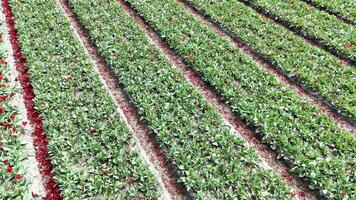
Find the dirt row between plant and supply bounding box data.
[1,0,61,199]
[0,5,46,198]
[177,0,356,134]
[118,0,322,199]
[57,0,191,199]
[2,0,351,199]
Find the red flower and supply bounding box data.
[14,174,21,179]
[12,127,16,132]
[9,114,15,120]
[22,121,27,126]
[4,123,11,129]
[2,159,7,164]
[340,60,346,65]
[0,95,6,101]
[6,166,12,173]
[0,107,3,115]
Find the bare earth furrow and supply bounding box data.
[0,7,46,197]
[177,0,356,132]
[1,0,61,199]
[118,1,320,199]
[57,1,191,199]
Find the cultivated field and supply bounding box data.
[0,0,355,199]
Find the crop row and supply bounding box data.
[2,0,62,197]
[0,22,28,199]
[127,0,356,199]
[68,0,294,199]
[185,0,356,120]
[8,0,159,198]
[302,0,356,24]
[241,0,356,62]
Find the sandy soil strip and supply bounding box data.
[57,1,191,199]
[0,7,46,198]
[119,1,321,199]
[177,0,356,135]
[1,0,61,199]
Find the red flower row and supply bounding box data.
[1,0,61,199]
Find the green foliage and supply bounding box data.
[0,21,29,199]
[127,0,356,199]
[302,0,356,23]
[187,0,356,119]
[69,0,293,199]
[245,0,356,62]
[8,0,158,198]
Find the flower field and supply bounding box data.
[0,0,355,199]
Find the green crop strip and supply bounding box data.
[186,0,356,120]
[302,0,356,24]
[242,0,356,62]
[8,0,158,198]
[68,0,293,199]
[0,21,29,199]
[126,0,356,199]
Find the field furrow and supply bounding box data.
[2,0,61,198]
[0,17,30,199]
[239,0,356,63]
[177,0,354,133]
[117,1,318,198]
[57,0,189,198]
[301,0,356,24]
[0,6,47,197]
[126,0,356,199]
[67,0,295,199]
[6,0,159,198]
[0,0,354,199]
[184,0,356,120]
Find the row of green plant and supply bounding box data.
[301,0,356,24]
[185,0,356,120]
[69,0,293,199]
[9,0,158,198]
[0,21,29,199]
[127,0,356,199]
[242,0,355,62]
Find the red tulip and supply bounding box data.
[4,123,11,129]
[0,95,6,101]
[14,174,21,179]
[6,166,12,173]
[9,114,15,120]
